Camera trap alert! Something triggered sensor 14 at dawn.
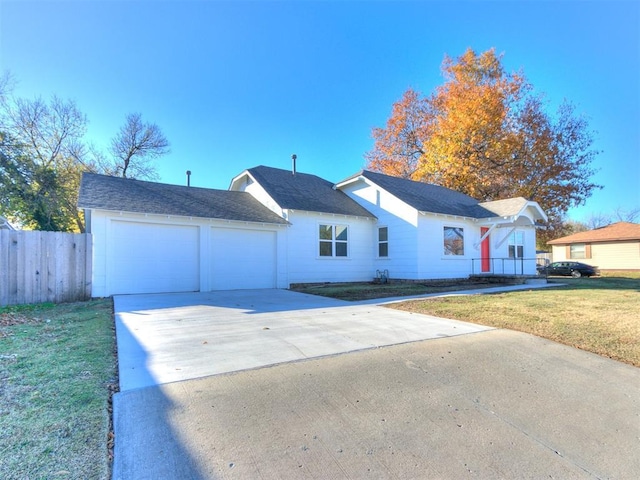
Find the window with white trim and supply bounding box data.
[319,224,348,257]
[444,226,464,256]
[508,231,524,258]
[378,227,388,257]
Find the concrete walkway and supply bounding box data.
[112,286,640,479]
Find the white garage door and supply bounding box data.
[210,228,276,290]
[109,221,200,294]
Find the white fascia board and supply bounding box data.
[333,174,367,190]
[229,170,286,218]
[288,209,376,221]
[497,202,547,225]
[477,215,516,225]
[522,201,548,223]
[337,175,418,219]
[470,200,548,226]
[87,208,290,227]
[228,169,251,190]
[418,211,476,222]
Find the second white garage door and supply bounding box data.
[210,228,277,290]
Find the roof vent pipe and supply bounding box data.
[186,170,191,187]
[291,154,297,175]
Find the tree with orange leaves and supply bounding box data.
[366,48,600,244]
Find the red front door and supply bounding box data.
[481,227,490,272]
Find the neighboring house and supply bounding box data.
[0,216,16,230]
[547,222,640,271]
[78,166,547,296]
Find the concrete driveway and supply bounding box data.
[112,288,640,479]
[113,289,492,391]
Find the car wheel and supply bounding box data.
[571,270,582,278]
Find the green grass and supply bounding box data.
[291,279,499,301]
[0,299,117,480]
[391,272,640,367]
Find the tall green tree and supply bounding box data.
[0,95,88,231]
[366,48,601,244]
[0,75,170,231]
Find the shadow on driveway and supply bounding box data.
[112,289,492,391]
[113,329,640,479]
[113,389,207,480]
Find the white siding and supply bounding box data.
[417,215,477,279]
[485,226,538,275]
[340,182,420,279]
[286,211,375,284]
[341,180,542,279]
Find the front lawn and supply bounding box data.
[0,299,117,480]
[391,273,640,367]
[291,278,500,301]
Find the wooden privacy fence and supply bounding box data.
[0,230,92,306]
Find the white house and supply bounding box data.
[78,165,547,296]
[335,170,547,281]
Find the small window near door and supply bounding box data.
[508,231,524,258]
[570,243,586,259]
[378,227,388,257]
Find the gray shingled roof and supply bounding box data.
[477,197,530,218]
[246,166,375,218]
[78,173,289,225]
[341,170,494,218]
[340,170,539,220]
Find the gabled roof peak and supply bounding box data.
[240,165,376,218]
[336,170,545,222]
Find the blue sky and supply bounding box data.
[1,0,638,222]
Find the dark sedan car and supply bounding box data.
[537,261,600,278]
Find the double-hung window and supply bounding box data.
[508,231,524,258]
[570,243,586,259]
[378,227,388,257]
[443,226,464,256]
[319,224,348,257]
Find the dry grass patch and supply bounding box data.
[0,299,117,480]
[391,273,640,367]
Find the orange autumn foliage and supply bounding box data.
[366,48,600,244]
